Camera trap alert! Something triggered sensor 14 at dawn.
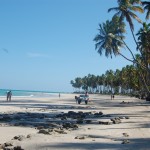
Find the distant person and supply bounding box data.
[7,90,12,101]
[85,91,89,97]
[85,91,89,100]
[112,94,115,100]
[75,96,78,103]
[59,93,60,98]
[85,91,89,104]
[111,94,114,100]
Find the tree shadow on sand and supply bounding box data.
[38,137,150,150]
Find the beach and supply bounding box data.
[0,94,150,150]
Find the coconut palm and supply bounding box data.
[136,23,150,90]
[142,1,150,19]
[105,70,115,93]
[93,17,137,64]
[136,22,150,66]
[93,18,125,58]
[108,0,143,45]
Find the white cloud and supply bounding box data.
[27,52,50,58]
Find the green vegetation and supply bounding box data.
[70,0,150,98]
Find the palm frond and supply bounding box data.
[129,11,143,23]
[146,9,150,19]
[131,6,144,13]
[108,7,119,12]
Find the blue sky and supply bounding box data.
[0,0,147,92]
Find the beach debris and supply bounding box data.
[63,122,78,129]
[38,129,50,135]
[53,129,67,134]
[94,111,103,116]
[4,142,13,147]
[75,136,86,140]
[121,139,130,144]
[26,134,32,138]
[0,141,14,150]
[119,116,124,119]
[125,116,130,119]
[111,118,121,124]
[36,126,44,130]
[120,101,130,104]
[48,123,62,129]
[99,121,112,125]
[85,120,92,124]
[122,133,129,137]
[12,135,26,141]
[13,146,24,150]
[76,119,84,124]
[0,143,24,150]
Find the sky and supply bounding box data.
[0,0,148,92]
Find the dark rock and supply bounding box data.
[54,129,67,134]
[75,136,86,140]
[26,134,32,138]
[63,122,72,128]
[72,124,78,129]
[4,142,13,147]
[37,126,44,130]
[76,119,84,124]
[119,116,124,119]
[111,118,121,124]
[13,135,25,141]
[48,123,62,128]
[3,147,14,150]
[99,121,112,125]
[38,129,50,135]
[61,116,67,120]
[14,146,24,150]
[0,115,12,121]
[94,111,103,117]
[68,111,76,115]
[85,120,92,124]
[122,139,130,144]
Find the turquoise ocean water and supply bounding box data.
[0,89,62,97]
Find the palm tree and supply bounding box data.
[114,69,121,94]
[136,22,150,66]
[142,1,150,19]
[108,0,143,45]
[136,23,150,91]
[93,17,136,63]
[93,18,125,58]
[105,70,115,93]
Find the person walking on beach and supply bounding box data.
[59,93,60,98]
[7,90,12,101]
[85,91,88,97]
[111,94,115,100]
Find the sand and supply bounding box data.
[0,94,150,150]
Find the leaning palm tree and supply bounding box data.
[142,1,150,19]
[93,19,125,58]
[94,17,135,63]
[108,0,143,45]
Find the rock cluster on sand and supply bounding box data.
[0,142,24,150]
[0,106,131,149]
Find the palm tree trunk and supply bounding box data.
[138,69,150,94]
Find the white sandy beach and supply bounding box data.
[0,94,150,150]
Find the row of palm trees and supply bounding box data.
[93,0,150,95]
[70,64,143,95]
